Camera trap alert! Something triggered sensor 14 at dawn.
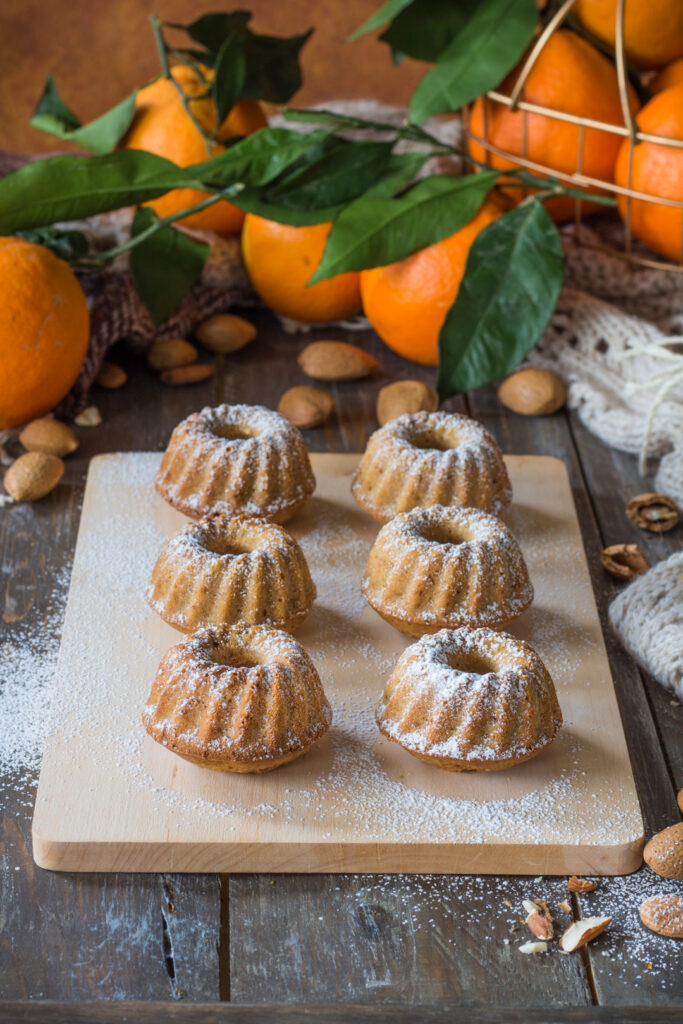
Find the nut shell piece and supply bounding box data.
[498,367,566,416]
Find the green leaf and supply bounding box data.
[437,201,564,397]
[229,189,343,226]
[178,11,252,51]
[30,75,138,154]
[240,30,313,103]
[379,0,480,62]
[264,138,393,210]
[15,226,89,261]
[409,0,537,123]
[0,150,195,234]
[311,171,498,283]
[191,128,332,189]
[363,151,430,198]
[349,0,416,40]
[129,208,209,326]
[212,32,246,124]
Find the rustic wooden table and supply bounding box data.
[0,311,680,1023]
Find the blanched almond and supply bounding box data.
[19,419,78,458]
[161,364,214,387]
[376,379,439,425]
[148,338,198,372]
[643,822,683,880]
[4,452,64,501]
[278,386,335,429]
[74,405,102,427]
[560,916,611,952]
[196,314,256,354]
[298,341,380,382]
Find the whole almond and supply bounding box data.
[19,419,78,458]
[643,822,683,880]
[278,386,335,429]
[377,380,439,425]
[4,452,64,501]
[639,894,683,938]
[161,364,214,387]
[148,338,198,372]
[498,367,566,416]
[678,788,683,813]
[95,362,127,389]
[195,314,257,354]
[298,341,380,382]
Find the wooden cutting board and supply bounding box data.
[32,452,643,874]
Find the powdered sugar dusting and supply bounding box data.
[34,452,643,862]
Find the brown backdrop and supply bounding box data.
[1,0,426,154]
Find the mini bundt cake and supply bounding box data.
[376,627,562,771]
[147,511,316,633]
[352,410,511,522]
[362,505,533,636]
[155,404,315,522]
[143,623,331,772]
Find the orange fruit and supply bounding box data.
[574,0,683,69]
[468,30,640,222]
[615,82,683,262]
[651,57,683,94]
[124,65,267,236]
[0,238,90,428]
[360,193,507,366]
[241,216,362,323]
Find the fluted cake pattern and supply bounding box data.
[376,628,562,771]
[155,404,315,522]
[148,512,315,633]
[352,411,512,522]
[363,505,533,636]
[143,624,331,772]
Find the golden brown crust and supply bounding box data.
[377,719,558,771]
[148,729,324,773]
[154,477,309,524]
[369,602,528,638]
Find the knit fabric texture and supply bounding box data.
[608,552,683,700]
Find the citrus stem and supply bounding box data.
[82,192,231,266]
[149,14,216,157]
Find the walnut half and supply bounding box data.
[626,493,679,533]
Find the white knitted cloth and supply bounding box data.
[609,552,683,699]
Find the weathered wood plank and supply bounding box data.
[1,1000,682,1024]
[0,362,222,1000]
[229,873,591,1006]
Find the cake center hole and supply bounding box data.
[208,646,262,668]
[202,536,252,556]
[421,522,469,546]
[446,651,495,675]
[410,430,454,453]
[212,424,254,441]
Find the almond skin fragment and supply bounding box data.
[19,419,78,458]
[560,916,611,952]
[195,314,256,354]
[376,380,439,426]
[639,894,683,938]
[523,899,554,940]
[148,338,198,372]
[161,364,214,387]
[298,341,380,382]
[278,386,335,429]
[568,876,598,893]
[4,452,64,502]
[643,822,683,880]
[498,367,566,416]
[95,362,127,389]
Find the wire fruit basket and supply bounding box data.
[462,0,683,273]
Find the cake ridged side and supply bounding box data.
[143,624,331,770]
[352,411,512,522]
